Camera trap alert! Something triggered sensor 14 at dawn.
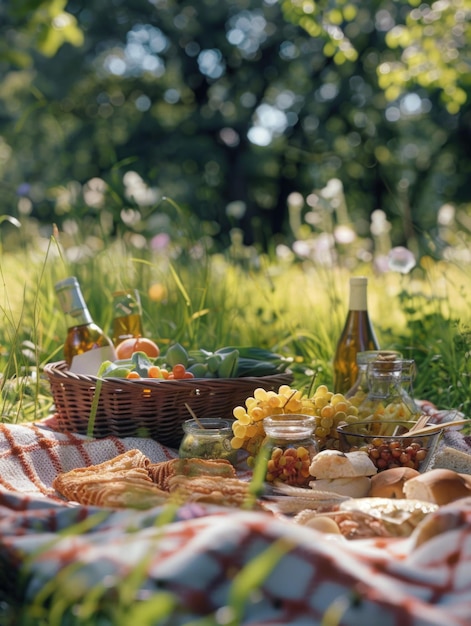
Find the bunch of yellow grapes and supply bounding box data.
[230,384,360,465]
[230,385,305,466]
[309,384,360,449]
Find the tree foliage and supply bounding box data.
[282,0,471,114]
[1,0,470,254]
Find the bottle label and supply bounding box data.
[69,346,117,376]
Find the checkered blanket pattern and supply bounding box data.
[0,414,470,625]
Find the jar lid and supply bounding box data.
[368,358,403,374]
[356,350,402,365]
[182,418,233,436]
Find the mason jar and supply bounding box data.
[178,418,238,465]
[262,414,318,487]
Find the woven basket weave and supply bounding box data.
[44,361,294,448]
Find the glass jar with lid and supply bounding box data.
[262,414,318,487]
[346,350,402,406]
[178,418,238,465]
[357,357,420,424]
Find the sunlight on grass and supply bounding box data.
[0,217,470,421]
[0,206,470,624]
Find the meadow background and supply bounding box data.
[1,2,471,414]
[1,198,470,425]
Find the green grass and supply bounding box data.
[0,222,470,422]
[0,213,470,624]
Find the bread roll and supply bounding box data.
[309,450,377,479]
[310,476,371,498]
[295,512,342,534]
[431,446,471,475]
[411,509,462,548]
[410,496,471,548]
[403,468,471,505]
[368,467,420,499]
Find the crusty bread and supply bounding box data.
[403,468,471,505]
[147,457,236,490]
[368,467,420,499]
[310,476,371,498]
[309,450,377,479]
[431,446,471,475]
[167,475,251,508]
[410,496,471,547]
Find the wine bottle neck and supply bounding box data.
[55,277,94,329]
[348,278,368,311]
[65,309,94,329]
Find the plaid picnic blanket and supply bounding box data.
[1,414,471,625]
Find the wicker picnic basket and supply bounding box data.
[44,361,294,448]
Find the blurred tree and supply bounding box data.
[0,0,470,255]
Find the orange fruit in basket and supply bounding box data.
[115,337,160,359]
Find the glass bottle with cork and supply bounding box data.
[111,289,144,345]
[333,276,380,394]
[357,356,420,424]
[345,349,402,406]
[55,276,116,375]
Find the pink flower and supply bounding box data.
[388,246,416,274]
[150,233,170,251]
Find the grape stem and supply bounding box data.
[282,389,299,411]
